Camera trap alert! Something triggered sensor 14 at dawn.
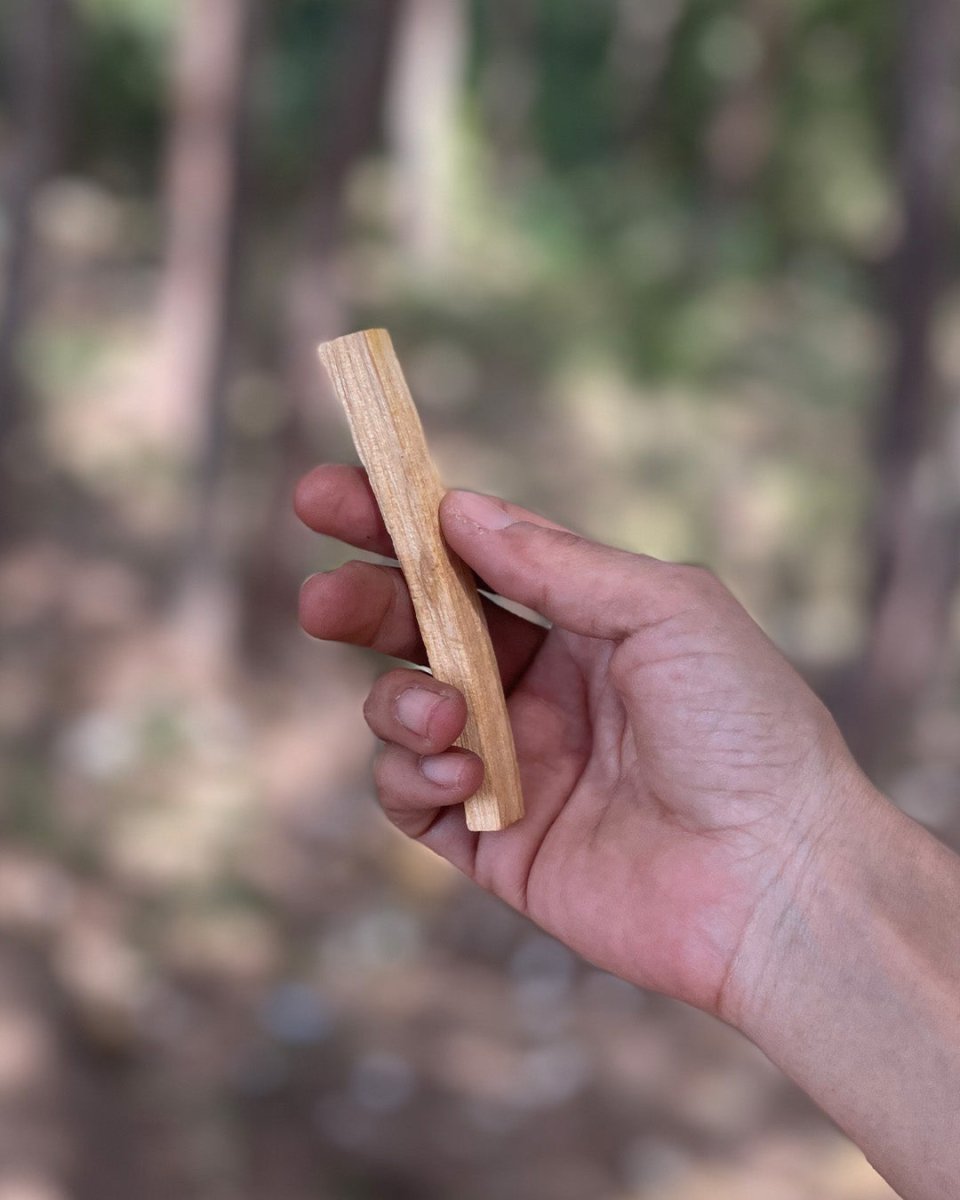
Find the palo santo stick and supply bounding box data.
[318,328,524,832]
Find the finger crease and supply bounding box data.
[365,568,405,647]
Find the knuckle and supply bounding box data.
[517,529,578,600]
[371,569,407,642]
[608,645,637,691]
[371,746,395,792]
[529,573,556,619]
[546,528,585,552]
[673,562,722,601]
[363,670,395,718]
[292,471,317,516]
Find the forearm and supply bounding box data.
[735,783,960,1200]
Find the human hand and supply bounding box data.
[295,465,875,1022]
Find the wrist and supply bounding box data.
[718,754,892,1035]
[720,768,960,1199]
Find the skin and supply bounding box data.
[296,464,960,1200]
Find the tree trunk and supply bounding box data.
[839,0,960,774]
[149,0,256,692]
[153,0,255,577]
[678,0,788,282]
[0,940,72,1194]
[240,0,397,663]
[701,0,787,201]
[0,0,72,537]
[385,0,469,273]
[475,0,538,188]
[283,0,397,424]
[607,0,683,140]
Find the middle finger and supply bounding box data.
[299,560,547,691]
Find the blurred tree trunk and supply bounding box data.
[0,942,71,1192]
[283,0,397,430]
[385,0,468,273]
[702,0,787,202]
[240,0,397,662]
[607,0,683,139]
[154,0,256,580]
[153,0,258,688]
[690,0,787,279]
[840,0,960,774]
[0,0,72,538]
[476,1,537,188]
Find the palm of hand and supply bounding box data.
[476,591,835,1017]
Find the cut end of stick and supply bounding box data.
[317,327,390,370]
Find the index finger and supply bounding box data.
[294,463,575,563]
[294,464,395,557]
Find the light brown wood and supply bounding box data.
[318,328,524,831]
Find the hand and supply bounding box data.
[295,465,873,1020]
[297,465,960,1199]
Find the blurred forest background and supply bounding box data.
[0,0,958,1197]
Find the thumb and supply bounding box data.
[440,490,659,641]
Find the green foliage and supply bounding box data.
[252,0,355,192]
[532,0,620,170]
[71,0,174,185]
[29,0,901,280]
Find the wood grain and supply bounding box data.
[317,328,524,831]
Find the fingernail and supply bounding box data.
[396,687,442,735]
[448,490,516,532]
[420,753,464,787]
[300,571,326,593]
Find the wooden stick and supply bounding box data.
[317,328,524,832]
